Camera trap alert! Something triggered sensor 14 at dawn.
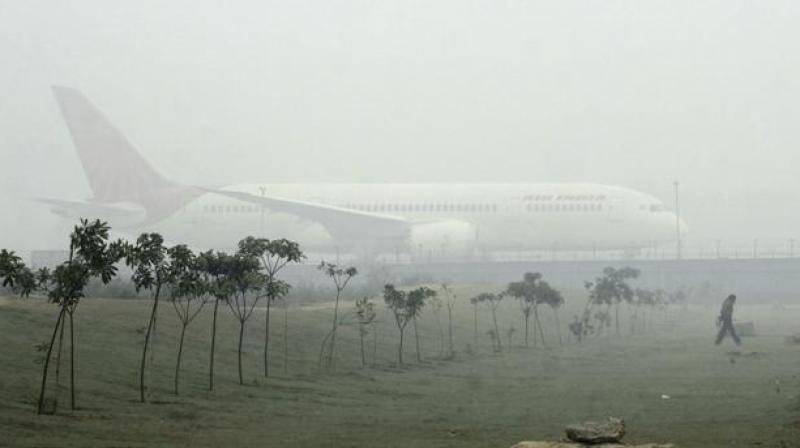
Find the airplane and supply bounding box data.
[41,86,685,259]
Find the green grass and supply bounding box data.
[1,290,800,447]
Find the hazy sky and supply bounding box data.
[1,1,799,252]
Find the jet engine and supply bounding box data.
[408,220,478,259]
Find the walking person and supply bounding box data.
[715,294,741,346]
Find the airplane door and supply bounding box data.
[606,196,624,222]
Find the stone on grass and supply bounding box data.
[565,417,625,444]
[511,443,673,448]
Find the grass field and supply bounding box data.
[2,288,800,447]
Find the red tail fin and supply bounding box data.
[51,86,175,203]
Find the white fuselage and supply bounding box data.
[143,182,681,256]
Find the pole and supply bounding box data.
[673,181,681,260]
[259,186,266,236]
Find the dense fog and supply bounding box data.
[1,1,799,254]
[4,4,800,447]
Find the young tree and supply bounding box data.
[318,261,357,369]
[584,267,640,336]
[167,245,207,395]
[540,282,565,345]
[226,248,264,385]
[37,219,123,414]
[196,250,234,391]
[0,249,22,288]
[383,284,412,364]
[408,286,435,362]
[124,233,169,403]
[0,250,36,298]
[36,267,52,295]
[33,265,71,392]
[472,292,504,352]
[440,284,457,358]
[506,272,540,347]
[429,294,445,357]
[239,237,304,378]
[506,326,516,347]
[654,289,668,322]
[594,309,612,336]
[568,311,594,343]
[354,296,376,367]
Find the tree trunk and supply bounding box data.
[434,312,443,357]
[140,285,161,403]
[359,325,366,367]
[318,330,332,368]
[264,296,271,377]
[372,321,378,365]
[524,314,530,347]
[447,303,454,357]
[615,303,620,336]
[473,305,478,346]
[326,291,341,369]
[398,327,405,364]
[55,315,66,388]
[491,308,501,352]
[629,306,636,335]
[283,300,288,374]
[209,299,219,391]
[37,307,66,414]
[413,317,421,362]
[553,308,563,346]
[533,306,546,347]
[174,323,187,395]
[69,311,75,410]
[238,320,245,385]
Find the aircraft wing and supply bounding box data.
[205,188,412,242]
